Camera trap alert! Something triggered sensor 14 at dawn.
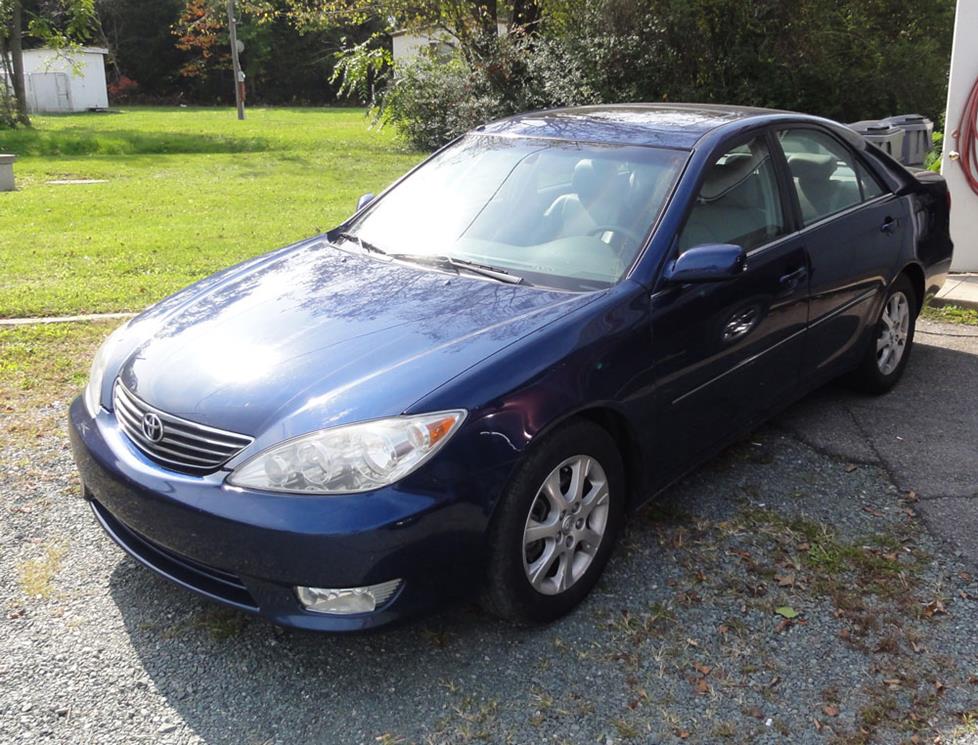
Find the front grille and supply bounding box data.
[113,381,253,474]
[90,499,258,610]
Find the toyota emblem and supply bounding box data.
[141,412,165,443]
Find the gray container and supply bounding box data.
[879,114,934,167]
[849,120,906,160]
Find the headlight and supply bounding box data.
[227,411,466,494]
[83,322,130,417]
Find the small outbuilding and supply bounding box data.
[391,24,508,64]
[10,47,109,113]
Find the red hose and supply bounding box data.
[957,74,978,195]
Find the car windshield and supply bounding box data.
[341,135,688,291]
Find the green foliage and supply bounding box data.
[378,53,500,151]
[925,131,943,173]
[331,33,391,102]
[369,0,955,149]
[374,33,596,149]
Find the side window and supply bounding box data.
[678,136,785,252]
[779,129,866,225]
[855,159,886,200]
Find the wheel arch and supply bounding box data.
[899,262,926,313]
[525,404,647,513]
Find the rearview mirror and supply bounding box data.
[357,193,375,211]
[664,243,746,284]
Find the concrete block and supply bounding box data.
[0,154,15,192]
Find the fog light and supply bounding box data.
[295,579,402,615]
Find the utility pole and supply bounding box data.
[227,0,245,120]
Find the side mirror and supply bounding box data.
[357,193,375,211]
[664,243,746,284]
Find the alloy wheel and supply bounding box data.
[522,455,610,596]
[876,291,910,375]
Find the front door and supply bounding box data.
[649,131,809,483]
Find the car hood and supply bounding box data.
[118,239,598,441]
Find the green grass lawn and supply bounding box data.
[0,107,422,318]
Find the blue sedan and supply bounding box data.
[70,104,953,631]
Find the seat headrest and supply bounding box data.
[788,153,838,182]
[700,151,768,202]
[573,158,613,201]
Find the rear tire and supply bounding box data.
[848,274,917,394]
[481,420,625,624]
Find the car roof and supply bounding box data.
[475,103,847,150]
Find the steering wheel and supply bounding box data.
[587,224,645,250]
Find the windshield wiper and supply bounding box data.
[334,231,387,256]
[387,253,524,285]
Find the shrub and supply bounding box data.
[372,34,598,150]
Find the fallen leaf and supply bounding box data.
[694,678,710,695]
[694,663,712,676]
[823,704,839,717]
[862,505,884,517]
[797,542,811,552]
[774,619,792,633]
[717,624,730,635]
[845,463,858,473]
[775,573,796,587]
[775,606,799,619]
[676,730,690,739]
[813,718,823,732]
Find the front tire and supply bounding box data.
[481,420,625,624]
[848,274,917,394]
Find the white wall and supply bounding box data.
[21,47,109,113]
[942,0,978,271]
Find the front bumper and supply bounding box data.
[68,397,496,631]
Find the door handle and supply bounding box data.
[880,216,896,234]
[779,266,807,289]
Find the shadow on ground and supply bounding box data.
[2,130,277,157]
[103,321,978,744]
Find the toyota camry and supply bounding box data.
[70,104,953,631]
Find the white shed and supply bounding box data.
[18,47,109,113]
[391,23,508,64]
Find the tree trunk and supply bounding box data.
[9,0,30,125]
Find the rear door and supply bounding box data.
[649,131,809,480]
[774,127,905,380]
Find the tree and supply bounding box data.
[0,0,100,126]
[0,1,30,124]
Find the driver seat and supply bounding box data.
[543,159,621,240]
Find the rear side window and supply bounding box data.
[678,136,786,252]
[778,129,872,225]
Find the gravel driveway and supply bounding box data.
[3,318,978,744]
